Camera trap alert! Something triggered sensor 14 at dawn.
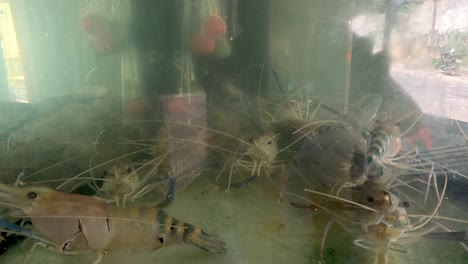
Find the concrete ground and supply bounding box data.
[391,66,468,123]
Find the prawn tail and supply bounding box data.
[182,223,227,254]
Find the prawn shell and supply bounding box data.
[30,191,112,251]
[106,207,169,249]
[367,223,405,241]
[386,136,402,158]
[0,184,226,255]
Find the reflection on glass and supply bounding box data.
[0,1,466,264]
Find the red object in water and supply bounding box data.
[80,13,122,54]
[90,32,120,53]
[204,15,227,37]
[406,125,432,150]
[167,96,190,113]
[79,14,108,36]
[125,96,153,114]
[190,33,216,55]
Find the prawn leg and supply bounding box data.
[156,176,176,209]
[0,183,227,261]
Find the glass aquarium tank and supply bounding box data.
[0,0,467,263]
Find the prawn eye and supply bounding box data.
[126,167,133,173]
[367,196,375,202]
[248,138,254,143]
[27,192,37,199]
[267,140,272,145]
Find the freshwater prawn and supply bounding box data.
[212,87,332,191]
[0,183,226,263]
[94,155,176,207]
[309,93,428,193]
[289,172,468,264]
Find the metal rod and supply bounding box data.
[431,0,438,31]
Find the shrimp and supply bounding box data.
[288,182,409,263]
[214,97,328,191]
[215,129,284,191]
[95,159,176,208]
[290,171,468,264]
[230,132,281,179]
[99,159,140,207]
[292,95,381,193]
[47,135,178,207]
[350,180,412,264]
[366,121,402,166]
[0,183,226,263]
[208,85,286,190]
[300,93,425,193]
[350,120,403,185]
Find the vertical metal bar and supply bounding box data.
[343,0,356,114]
[431,0,438,31]
[382,0,393,53]
[179,0,191,95]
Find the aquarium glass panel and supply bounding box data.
[0,1,467,263]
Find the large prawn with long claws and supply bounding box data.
[0,183,226,263]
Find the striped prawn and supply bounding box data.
[0,183,226,263]
[325,93,427,192]
[289,173,468,264]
